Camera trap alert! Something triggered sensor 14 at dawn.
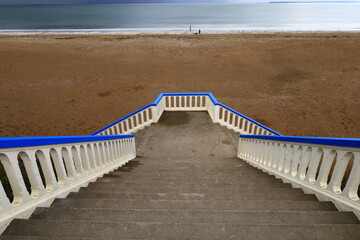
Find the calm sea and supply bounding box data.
[0,3,359,33]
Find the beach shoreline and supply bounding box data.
[0,33,359,138]
[1,29,360,36]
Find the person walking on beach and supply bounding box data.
[199,29,201,34]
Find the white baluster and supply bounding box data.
[0,152,31,205]
[34,149,59,191]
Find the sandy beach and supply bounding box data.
[0,33,359,138]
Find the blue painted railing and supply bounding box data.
[92,92,281,136]
[241,135,360,148]
[0,135,134,149]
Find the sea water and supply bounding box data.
[0,3,359,34]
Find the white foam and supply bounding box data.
[0,27,360,35]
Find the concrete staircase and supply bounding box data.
[1,112,359,239]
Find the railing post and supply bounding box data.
[212,105,220,123]
[151,106,159,123]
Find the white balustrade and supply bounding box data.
[216,105,275,135]
[0,136,135,232]
[95,93,279,136]
[238,137,360,218]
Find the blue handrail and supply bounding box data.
[0,135,134,149]
[92,93,281,136]
[241,135,360,148]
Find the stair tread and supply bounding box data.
[31,207,359,224]
[68,191,318,201]
[3,219,360,240]
[50,198,337,211]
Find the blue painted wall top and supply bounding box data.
[0,135,134,149]
[241,135,360,148]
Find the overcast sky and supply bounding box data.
[0,0,262,5]
[0,0,354,5]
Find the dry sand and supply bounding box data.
[0,33,359,138]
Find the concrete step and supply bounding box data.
[126,159,246,165]
[108,170,271,178]
[78,186,304,195]
[102,172,276,181]
[31,208,359,224]
[67,191,318,201]
[116,166,264,172]
[3,219,359,239]
[129,157,243,162]
[97,176,282,184]
[132,160,248,165]
[85,181,291,191]
[0,237,105,240]
[124,162,254,169]
[83,183,293,193]
[50,198,337,211]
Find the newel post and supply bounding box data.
[212,105,220,123]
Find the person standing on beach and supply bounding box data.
[199,29,201,34]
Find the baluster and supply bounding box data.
[114,140,120,161]
[49,148,70,186]
[283,146,295,174]
[0,180,11,211]
[106,141,114,163]
[132,138,136,157]
[70,146,84,177]
[130,117,135,131]
[328,150,350,194]
[260,141,267,164]
[118,140,123,160]
[36,149,60,191]
[290,145,303,177]
[254,141,261,162]
[17,151,45,198]
[60,147,78,181]
[93,144,103,168]
[86,144,97,170]
[315,149,337,189]
[79,145,91,173]
[305,147,322,184]
[297,147,312,180]
[263,142,271,166]
[104,142,112,163]
[342,152,360,200]
[115,124,120,135]
[0,152,31,205]
[270,143,278,168]
[111,141,117,161]
[277,144,288,172]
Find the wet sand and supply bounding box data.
[0,33,359,138]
